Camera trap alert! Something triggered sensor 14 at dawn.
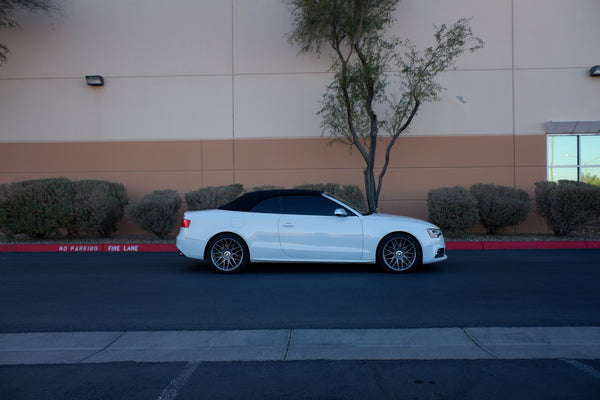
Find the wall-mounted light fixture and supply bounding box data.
[590,66,600,77]
[85,75,104,86]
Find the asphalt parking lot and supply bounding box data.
[1,249,599,399]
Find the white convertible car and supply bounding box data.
[176,189,447,273]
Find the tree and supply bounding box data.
[0,0,60,64]
[286,0,483,213]
[582,172,600,187]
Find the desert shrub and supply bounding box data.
[72,180,128,237]
[535,180,600,236]
[185,184,244,211]
[293,183,367,212]
[427,186,479,233]
[470,183,531,234]
[125,190,182,239]
[0,184,10,233]
[0,178,75,238]
[252,185,284,191]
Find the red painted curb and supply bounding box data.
[445,242,484,250]
[0,244,178,253]
[483,241,589,250]
[447,241,600,250]
[0,242,599,253]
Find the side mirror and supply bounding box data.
[334,208,348,217]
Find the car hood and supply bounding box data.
[363,213,439,228]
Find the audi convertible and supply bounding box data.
[176,189,447,273]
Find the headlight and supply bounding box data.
[426,228,442,238]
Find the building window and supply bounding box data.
[547,135,600,186]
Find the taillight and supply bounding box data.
[181,219,191,228]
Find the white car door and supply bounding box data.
[277,195,363,260]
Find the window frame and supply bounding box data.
[547,133,600,183]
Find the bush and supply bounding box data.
[252,185,284,191]
[470,183,531,234]
[535,180,600,236]
[185,184,244,211]
[293,183,367,212]
[72,180,128,237]
[0,178,75,238]
[125,190,182,239]
[427,186,479,233]
[0,184,8,233]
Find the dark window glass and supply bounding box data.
[251,196,281,214]
[281,195,350,216]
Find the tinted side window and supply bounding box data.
[281,195,349,216]
[250,196,281,214]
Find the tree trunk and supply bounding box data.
[364,165,377,214]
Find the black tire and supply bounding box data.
[377,233,422,273]
[207,234,249,273]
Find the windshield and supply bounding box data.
[324,192,370,215]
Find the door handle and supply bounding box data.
[282,222,295,228]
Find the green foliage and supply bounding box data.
[293,183,367,212]
[581,172,600,187]
[185,184,244,211]
[286,0,483,213]
[535,180,600,236]
[125,190,182,239]
[0,0,61,64]
[470,183,531,234]
[71,180,128,237]
[0,178,75,238]
[427,186,479,233]
[287,0,397,56]
[0,184,8,231]
[0,178,128,238]
[252,185,284,191]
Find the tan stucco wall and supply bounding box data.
[1,0,599,143]
[2,0,598,233]
[0,135,548,232]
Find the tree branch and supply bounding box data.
[376,98,420,203]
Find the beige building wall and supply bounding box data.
[1,0,599,232]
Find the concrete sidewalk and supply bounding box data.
[1,327,600,365]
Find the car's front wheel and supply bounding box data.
[377,233,422,273]
[207,234,249,273]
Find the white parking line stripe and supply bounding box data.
[156,361,199,400]
[561,359,600,380]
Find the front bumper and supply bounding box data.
[422,237,447,264]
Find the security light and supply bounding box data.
[85,75,104,86]
[590,66,600,77]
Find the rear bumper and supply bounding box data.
[175,233,207,261]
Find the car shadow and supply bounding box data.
[182,260,440,275]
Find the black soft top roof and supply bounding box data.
[218,189,323,212]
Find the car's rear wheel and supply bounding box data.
[207,234,249,273]
[377,233,421,273]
